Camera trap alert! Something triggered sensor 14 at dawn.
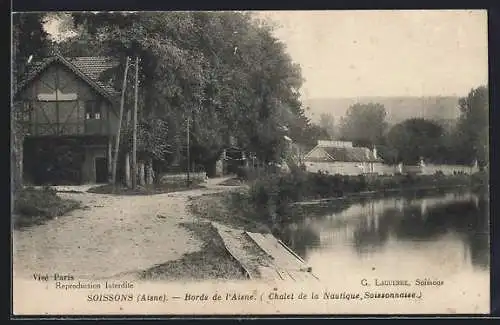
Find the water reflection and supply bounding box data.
[278,190,489,271]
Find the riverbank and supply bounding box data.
[186,172,489,282]
[290,183,485,206]
[137,221,247,281]
[188,171,489,235]
[13,172,487,283]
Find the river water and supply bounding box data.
[278,189,489,288]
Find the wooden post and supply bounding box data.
[138,162,145,185]
[19,135,24,186]
[131,57,139,189]
[146,158,154,185]
[125,106,131,187]
[111,56,130,187]
[107,136,112,182]
[125,152,131,187]
[145,160,150,185]
[222,149,226,176]
[11,125,22,192]
[186,113,191,186]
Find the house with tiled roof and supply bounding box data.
[13,52,123,185]
[303,140,386,175]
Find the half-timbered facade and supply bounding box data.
[14,54,121,185]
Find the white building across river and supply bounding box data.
[303,140,480,176]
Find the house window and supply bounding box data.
[85,101,102,120]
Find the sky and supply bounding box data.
[44,10,488,101]
[257,10,488,100]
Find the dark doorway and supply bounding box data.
[95,157,108,183]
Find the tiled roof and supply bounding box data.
[306,146,383,163]
[67,57,120,97]
[15,55,120,101]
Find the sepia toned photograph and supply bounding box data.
[11,10,489,316]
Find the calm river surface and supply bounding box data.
[278,189,489,284]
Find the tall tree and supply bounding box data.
[455,86,489,166]
[66,11,311,171]
[339,103,388,147]
[318,113,336,140]
[386,118,445,164]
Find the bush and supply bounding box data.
[236,165,281,182]
[235,166,251,180]
[15,187,71,216]
[13,187,81,228]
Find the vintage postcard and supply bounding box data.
[11,10,490,316]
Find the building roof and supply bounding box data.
[67,57,119,95]
[305,146,383,163]
[317,140,353,148]
[15,54,120,102]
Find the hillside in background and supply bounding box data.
[303,96,461,127]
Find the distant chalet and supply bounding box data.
[303,140,384,176]
[14,54,121,185]
[303,140,479,176]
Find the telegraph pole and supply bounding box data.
[186,113,190,186]
[131,57,139,189]
[112,56,130,188]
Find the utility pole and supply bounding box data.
[186,113,190,186]
[112,56,130,188]
[125,92,132,187]
[131,57,139,189]
[186,92,201,186]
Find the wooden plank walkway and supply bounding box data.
[246,232,304,271]
[245,231,318,282]
[212,223,261,280]
[212,222,318,282]
[213,222,319,282]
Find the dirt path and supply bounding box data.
[12,182,238,281]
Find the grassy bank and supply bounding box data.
[247,170,485,223]
[138,222,247,281]
[13,187,82,229]
[189,170,488,233]
[188,193,271,233]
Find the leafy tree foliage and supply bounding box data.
[318,113,336,140]
[121,118,171,161]
[386,118,445,164]
[12,13,51,83]
[60,11,317,170]
[455,86,489,166]
[339,103,388,147]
